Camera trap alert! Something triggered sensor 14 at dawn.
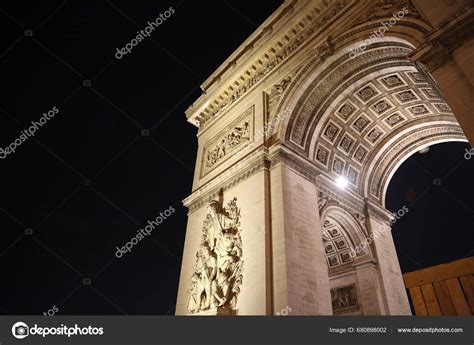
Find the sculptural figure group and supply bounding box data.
[187,197,244,313]
[205,122,250,168]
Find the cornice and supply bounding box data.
[186,0,357,130]
[410,5,474,71]
[316,175,366,216]
[365,198,394,223]
[184,142,323,212]
[183,148,270,213]
[199,0,299,93]
[269,144,321,182]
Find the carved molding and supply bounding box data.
[318,36,336,63]
[365,198,395,223]
[201,106,254,177]
[192,0,355,131]
[269,144,321,182]
[286,43,414,148]
[320,197,372,259]
[265,16,431,137]
[316,175,366,216]
[318,192,338,215]
[367,123,466,201]
[410,6,474,71]
[184,148,270,213]
[187,0,433,136]
[266,76,292,118]
[186,143,321,215]
[356,0,421,23]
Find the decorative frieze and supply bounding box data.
[192,0,354,131]
[410,7,474,71]
[357,0,420,22]
[201,106,254,177]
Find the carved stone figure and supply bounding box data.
[267,76,291,116]
[188,197,244,313]
[187,246,217,312]
[205,122,250,169]
[331,284,358,312]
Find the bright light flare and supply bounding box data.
[335,176,349,189]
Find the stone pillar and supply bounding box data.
[428,58,474,145]
[411,0,474,144]
[270,151,332,315]
[365,201,411,315]
[176,165,273,316]
[355,261,387,315]
[452,38,474,87]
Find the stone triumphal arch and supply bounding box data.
[176,0,474,315]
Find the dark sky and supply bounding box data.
[387,141,474,273]
[0,1,472,315]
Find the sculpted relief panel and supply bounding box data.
[201,106,254,177]
[267,76,292,117]
[187,198,244,314]
[331,284,359,314]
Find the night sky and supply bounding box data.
[387,141,474,273]
[0,1,472,315]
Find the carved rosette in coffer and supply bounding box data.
[200,106,255,177]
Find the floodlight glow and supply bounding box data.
[335,176,348,189]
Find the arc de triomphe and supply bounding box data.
[175,0,474,315]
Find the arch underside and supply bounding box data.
[277,39,467,205]
[321,205,372,271]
